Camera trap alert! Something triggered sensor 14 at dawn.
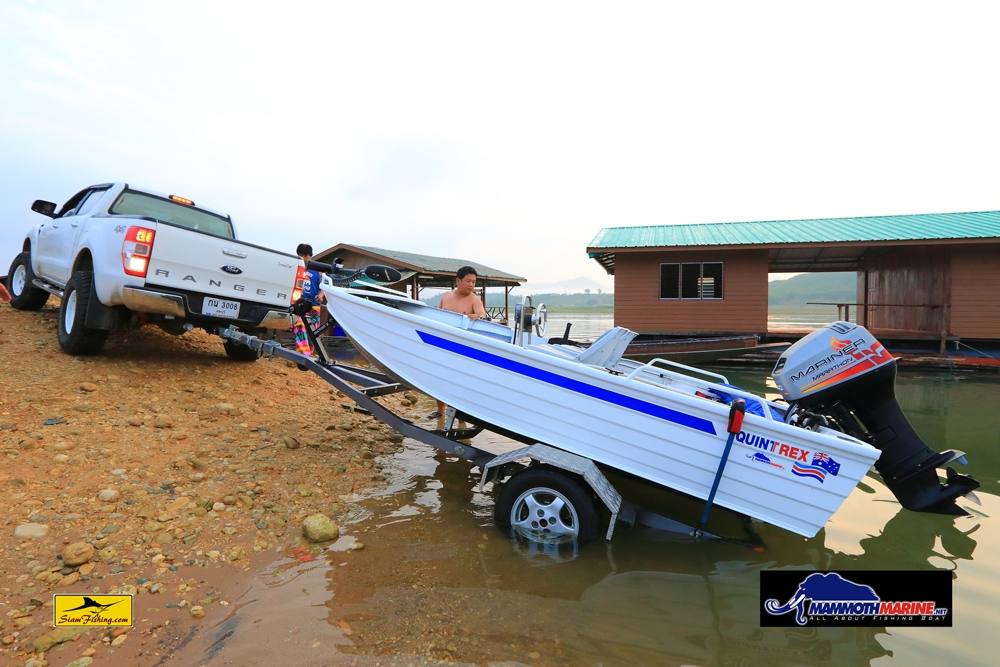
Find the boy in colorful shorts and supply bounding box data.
[291,243,324,357]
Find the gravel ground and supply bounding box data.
[0,300,422,666]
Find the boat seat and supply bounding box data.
[576,327,638,368]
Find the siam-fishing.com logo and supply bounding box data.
[760,571,952,627]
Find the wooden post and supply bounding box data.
[861,270,868,326]
[410,275,418,300]
[504,285,511,324]
[939,304,949,355]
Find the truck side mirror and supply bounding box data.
[31,200,56,218]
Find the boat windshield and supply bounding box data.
[110,190,234,239]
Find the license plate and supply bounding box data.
[202,297,240,319]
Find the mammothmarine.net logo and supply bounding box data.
[762,572,950,627]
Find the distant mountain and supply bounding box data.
[768,272,856,306]
[419,273,853,310]
[514,276,608,294]
[490,292,614,308]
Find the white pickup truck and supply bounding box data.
[6,182,304,359]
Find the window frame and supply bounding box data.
[108,188,236,239]
[659,261,724,300]
[73,188,109,217]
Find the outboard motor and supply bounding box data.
[772,322,978,514]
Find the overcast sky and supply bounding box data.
[3,1,1000,292]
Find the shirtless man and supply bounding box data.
[433,266,486,424]
[439,266,486,319]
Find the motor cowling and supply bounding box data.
[772,322,978,514]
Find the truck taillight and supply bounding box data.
[291,263,305,303]
[122,226,156,278]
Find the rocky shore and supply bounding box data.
[0,303,422,665]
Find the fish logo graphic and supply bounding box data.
[747,452,784,469]
[63,596,124,614]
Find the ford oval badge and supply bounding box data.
[221,265,243,275]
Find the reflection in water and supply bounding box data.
[326,447,914,666]
[175,370,999,666]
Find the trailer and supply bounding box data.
[218,323,763,548]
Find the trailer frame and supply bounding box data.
[218,325,758,547]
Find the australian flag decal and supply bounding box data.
[791,452,841,483]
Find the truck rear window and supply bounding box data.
[110,190,235,239]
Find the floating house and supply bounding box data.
[588,211,1000,349]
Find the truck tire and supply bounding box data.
[6,251,50,310]
[223,339,260,362]
[494,467,599,544]
[58,271,109,355]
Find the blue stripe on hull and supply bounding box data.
[416,330,718,436]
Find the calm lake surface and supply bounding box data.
[547,307,852,341]
[178,341,1000,665]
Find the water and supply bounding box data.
[546,308,848,341]
[546,313,614,342]
[174,368,1000,666]
[768,304,856,329]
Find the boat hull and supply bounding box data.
[324,287,880,537]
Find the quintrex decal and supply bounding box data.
[761,571,952,627]
[735,432,840,483]
[735,432,810,461]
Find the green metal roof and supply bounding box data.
[317,244,525,284]
[588,210,1000,251]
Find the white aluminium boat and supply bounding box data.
[321,285,977,538]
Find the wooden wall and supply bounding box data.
[859,246,950,333]
[613,249,769,334]
[950,244,1000,339]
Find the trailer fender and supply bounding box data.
[480,443,622,540]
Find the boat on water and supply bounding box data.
[624,334,791,364]
[322,285,979,539]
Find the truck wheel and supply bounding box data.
[6,251,50,310]
[58,271,109,355]
[494,467,599,544]
[223,340,260,362]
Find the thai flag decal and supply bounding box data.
[791,452,841,483]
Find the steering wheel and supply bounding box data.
[534,303,547,336]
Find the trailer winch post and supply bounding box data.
[698,399,747,531]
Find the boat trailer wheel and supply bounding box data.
[494,467,598,544]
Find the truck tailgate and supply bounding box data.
[145,223,298,307]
